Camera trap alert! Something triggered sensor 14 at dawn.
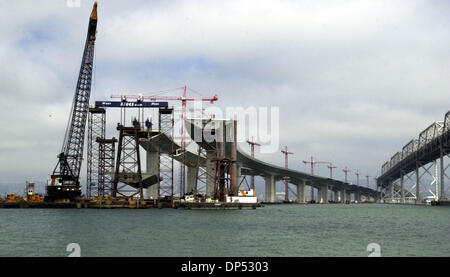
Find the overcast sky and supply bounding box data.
[0,0,449,194]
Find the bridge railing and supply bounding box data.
[381,161,390,175]
[390,152,402,168]
[402,139,418,160]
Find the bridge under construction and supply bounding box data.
[0,2,407,209]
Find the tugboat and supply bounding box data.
[25,182,44,203]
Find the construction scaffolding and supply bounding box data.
[97,137,117,196]
[86,107,106,197]
[112,124,145,200]
[158,108,174,198]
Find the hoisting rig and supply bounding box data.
[46,3,98,202]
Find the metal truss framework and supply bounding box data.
[97,137,116,197]
[113,124,144,199]
[86,108,105,197]
[158,108,174,198]
[195,147,217,196]
[378,111,450,203]
[192,119,239,200]
[214,158,233,202]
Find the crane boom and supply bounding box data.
[46,2,98,202]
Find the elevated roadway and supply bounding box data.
[140,119,378,203]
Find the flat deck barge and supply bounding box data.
[0,201,262,209]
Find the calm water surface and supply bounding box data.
[0,204,448,257]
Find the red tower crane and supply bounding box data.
[246,136,261,190]
[302,156,330,201]
[355,169,360,186]
[342,166,351,183]
[327,163,337,179]
[281,146,294,201]
[111,86,218,196]
[365,174,371,188]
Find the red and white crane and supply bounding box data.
[355,169,360,186]
[281,146,294,201]
[327,163,337,179]
[302,156,330,201]
[246,136,261,190]
[342,166,351,183]
[365,174,371,188]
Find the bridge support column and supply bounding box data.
[146,150,159,200]
[297,180,306,203]
[400,173,405,204]
[389,182,394,203]
[334,190,340,202]
[187,166,198,195]
[265,175,276,203]
[355,191,361,203]
[236,163,242,188]
[440,151,444,200]
[328,187,333,202]
[318,186,328,204]
[206,152,216,197]
[415,165,420,204]
[340,189,346,203]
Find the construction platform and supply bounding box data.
[0,200,262,210]
[182,202,261,210]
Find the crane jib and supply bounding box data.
[47,2,98,202]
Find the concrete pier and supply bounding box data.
[355,192,361,202]
[297,180,306,203]
[318,186,328,203]
[265,175,276,203]
[341,189,346,203]
[236,163,243,188]
[334,190,340,202]
[187,166,198,194]
[205,152,216,196]
[145,150,159,199]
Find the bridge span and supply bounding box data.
[377,110,450,204]
[140,118,378,203]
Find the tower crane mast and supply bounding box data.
[46,2,98,202]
